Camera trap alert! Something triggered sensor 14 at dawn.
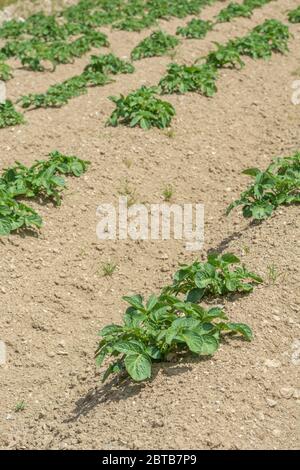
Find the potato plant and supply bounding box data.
[113,15,157,32]
[0,62,13,81]
[288,6,300,23]
[131,31,180,60]
[0,151,90,235]
[96,252,259,382]
[164,253,263,301]
[147,0,213,19]
[205,42,245,68]
[107,86,176,129]
[0,19,25,39]
[176,19,214,39]
[84,53,135,75]
[0,150,90,203]
[96,294,252,382]
[216,2,252,22]
[0,191,42,236]
[247,19,290,55]
[0,100,25,129]
[159,63,218,96]
[226,152,300,220]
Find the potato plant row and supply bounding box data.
[0,1,219,39]
[0,0,220,76]
[18,53,134,109]
[0,0,288,78]
[107,19,290,128]
[0,17,291,129]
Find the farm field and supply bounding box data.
[0,0,299,450]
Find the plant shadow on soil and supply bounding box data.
[65,362,193,423]
[65,357,215,422]
[207,219,263,255]
[12,227,39,238]
[65,339,246,423]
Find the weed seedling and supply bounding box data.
[291,67,300,77]
[118,179,137,206]
[242,245,250,255]
[162,184,174,201]
[15,401,26,412]
[267,264,278,284]
[101,262,117,277]
[123,157,133,169]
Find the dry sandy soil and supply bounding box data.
[0,0,299,450]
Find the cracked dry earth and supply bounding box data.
[0,0,300,450]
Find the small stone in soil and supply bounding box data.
[266,398,277,407]
[264,359,281,368]
[280,387,294,399]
